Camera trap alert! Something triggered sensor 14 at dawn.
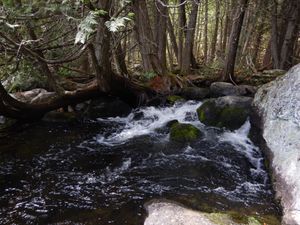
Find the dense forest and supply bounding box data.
[2,1,300,224]
[0,0,299,120]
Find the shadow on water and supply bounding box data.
[0,101,281,224]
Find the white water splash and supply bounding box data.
[96,101,202,146]
[219,120,267,183]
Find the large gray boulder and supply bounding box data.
[253,64,300,225]
[144,201,261,225]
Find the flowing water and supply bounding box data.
[0,101,281,224]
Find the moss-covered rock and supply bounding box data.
[166,95,184,104]
[170,122,201,142]
[197,96,252,130]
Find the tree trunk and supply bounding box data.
[180,0,199,75]
[222,0,249,82]
[133,0,163,74]
[271,0,280,68]
[167,15,179,63]
[210,0,220,62]
[204,0,209,63]
[155,0,168,74]
[279,0,300,70]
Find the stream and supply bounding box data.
[0,101,281,224]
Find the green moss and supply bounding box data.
[167,95,184,104]
[170,123,201,142]
[205,212,265,225]
[248,217,262,225]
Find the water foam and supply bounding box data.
[95,101,202,146]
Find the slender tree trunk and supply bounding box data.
[270,0,280,68]
[210,0,220,62]
[222,0,249,82]
[133,0,163,74]
[204,0,209,63]
[252,22,265,67]
[222,0,230,53]
[180,0,200,75]
[155,0,168,74]
[167,15,179,63]
[279,0,300,69]
[178,0,187,69]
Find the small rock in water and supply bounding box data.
[170,122,202,142]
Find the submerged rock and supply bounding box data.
[180,87,210,100]
[170,122,201,142]
[144,201,262,225]
[253,64,300,225]
[197,96,252,130]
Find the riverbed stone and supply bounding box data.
[197,96,252,130]
[253,64,300,225]
[180,87,210,100]
[170,122,201,142]
[144,201,262,225]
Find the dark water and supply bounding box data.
[0,102,281,224]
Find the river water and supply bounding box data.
[0,101,281,224]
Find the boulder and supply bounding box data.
[253,64,300,225]
[170,122,201,142]
[87,97,132,118]
[180,87,210,100]
[237,85,258,97]
[210,82,240,97]
[144,201,262,225]
[210,82,257,97]
[197,96,252,130]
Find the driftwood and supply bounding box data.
[0,74,156,121]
